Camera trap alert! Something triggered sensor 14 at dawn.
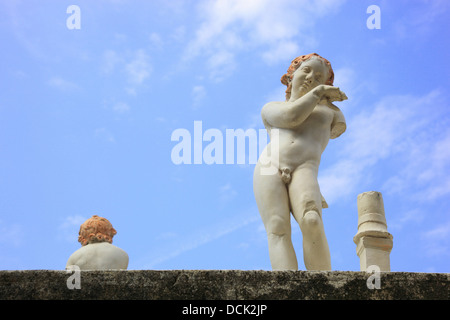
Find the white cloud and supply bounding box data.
[421,221,450,257]
[149,32,163,50]
[47,76,79,92]
[171,25,187,42]
[261,40,300,65]
[184,0,347,79]
[57,215,87,243]
[101,98,131,115]
[101,49,152,94]
[388,208,425,231]
[219,182,238,204]
[206,50,236,82]
[112,101,131,114]
[332,67,357,104]
[192,85,207,109]
[393,0,450,39]
[125,49,152,85]
[94,128,115,143]
[101,50,122,75]
[113,33,127,44]
[319,89,449,205]
[319,159,362,203]
[423,221,450,241]
[381,111,450,202]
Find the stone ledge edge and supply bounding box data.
[0,270,448,300]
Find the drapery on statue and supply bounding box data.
[253,53,347,270]
[66,215,129,270]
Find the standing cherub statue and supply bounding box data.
[253,53,347,271]
[66,215,129,270]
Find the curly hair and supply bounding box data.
[78,215,117,246]
[280,53,334,101]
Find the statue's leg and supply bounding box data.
[288,164,331,271]
[253,162,298,270]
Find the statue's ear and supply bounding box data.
[330,107,346,139]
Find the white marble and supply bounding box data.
[354,191,393,272]
[66,242,129,270]
[254,53,347,271]
[66,215,129,270]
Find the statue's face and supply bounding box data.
[289,58,329,101]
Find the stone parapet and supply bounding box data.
[0,270,448,300]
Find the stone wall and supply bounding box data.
[0,270,448,300]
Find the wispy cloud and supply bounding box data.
[100,48,152,94]
[184,0,347,79]
[393,0,450,39]
[57,215,87,243]
[47,76,80,92]
[112,101,131,114]
[332,67,365,110]
[219,182,238,205]
[125,49,152,86]
[101,49,122,75]
[192,85,207,109]
[101,98,131,116]
[0,220,24,247]
[421,221,450,257]
[3,2,47,61]
[264,86,286,104]
[140,210,259,269]
[149,32,164,50]
[94,128,115,143]
[389,208,425,231]
[319,89,448,205]
[383,127,450,202]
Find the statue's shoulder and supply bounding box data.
[261,101,283,126]
[262,100,284,111]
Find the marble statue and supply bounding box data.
[66,215,129,270]
[253,53,347,271]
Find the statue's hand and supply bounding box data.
[314,85,347,102]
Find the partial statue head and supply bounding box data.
[281,53,334,101]
[78,215,117,246]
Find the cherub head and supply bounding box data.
[281,53,334,101]
[78,215,117,246]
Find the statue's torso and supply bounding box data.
[263,103,334,172]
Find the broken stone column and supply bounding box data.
[353,191,393,271]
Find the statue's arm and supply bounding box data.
[262,89,322,129]
[330,108,346,139]
[262,85,347,129]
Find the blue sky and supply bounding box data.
[0,0,449,273]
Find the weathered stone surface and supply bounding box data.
[0,270,448,300]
